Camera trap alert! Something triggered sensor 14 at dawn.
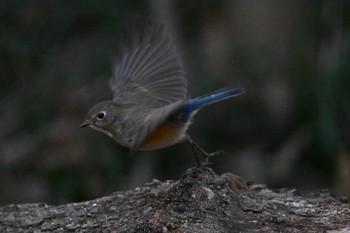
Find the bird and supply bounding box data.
[80,19,245,166]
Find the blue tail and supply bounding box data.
[169,86,244,124]
[185,86,245,111]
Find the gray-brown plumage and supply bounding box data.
[80,20,245,166]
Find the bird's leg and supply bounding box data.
[185,135,202,167]
[183,134,224,167]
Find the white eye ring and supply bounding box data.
[97,111,106,120]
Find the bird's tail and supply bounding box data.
[185,86,245,111]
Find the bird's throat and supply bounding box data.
[89,125,114,138]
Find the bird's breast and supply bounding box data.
[139,121,190,150]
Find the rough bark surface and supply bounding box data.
[0,168,349,232]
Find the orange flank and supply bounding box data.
[140,122,185,150]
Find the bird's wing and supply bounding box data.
[117,101,183,149]
[110,20,187,107]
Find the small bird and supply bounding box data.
[80,20,245,166]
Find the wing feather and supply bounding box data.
[110,20,187,107]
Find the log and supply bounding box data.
[0,167,349,232]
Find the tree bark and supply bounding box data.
[0,168,349,232]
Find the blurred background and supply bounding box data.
[1,0,349,205]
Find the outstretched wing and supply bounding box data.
[110,20,187,107]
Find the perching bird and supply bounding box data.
[80,20,245,166]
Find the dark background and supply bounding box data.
[1,0,349,205]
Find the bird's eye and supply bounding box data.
[97,111,106,120]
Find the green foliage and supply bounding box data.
[1,0,349,205]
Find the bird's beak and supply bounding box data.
[79,120,91,128]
